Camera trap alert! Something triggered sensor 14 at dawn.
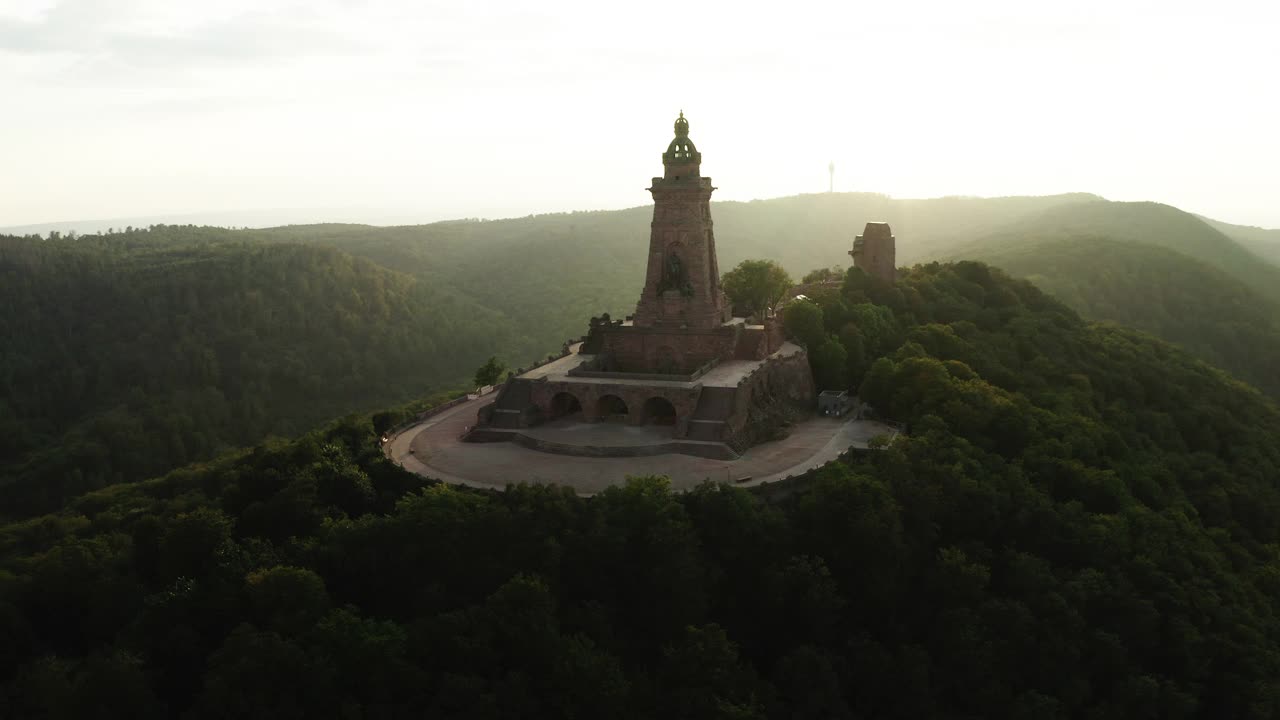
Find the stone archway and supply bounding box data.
[643,396,677,426]
[550,392,582,420]
[597,394,629,423]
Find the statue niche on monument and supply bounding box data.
[658,251,694,296]
[465,111,815,451]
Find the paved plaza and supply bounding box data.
[521,339,793,390]
[384,393,897,495]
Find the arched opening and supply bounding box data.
[597,394,629,423]
[643,397,677,426]
[550,392,582,420]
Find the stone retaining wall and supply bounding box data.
[465,427,738,461]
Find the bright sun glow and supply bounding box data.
[2,0,1277,228]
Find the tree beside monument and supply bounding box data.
[473,356,507,388]
[722,259,792,321]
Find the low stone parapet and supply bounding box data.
[567,366,713,383]
[463,427,739,461]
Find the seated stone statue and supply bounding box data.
[659,253,694,296]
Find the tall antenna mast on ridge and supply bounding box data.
[828,161,835,193]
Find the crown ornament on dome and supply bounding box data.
[674,110,689,137]
[662,110,701,173]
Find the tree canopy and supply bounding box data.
[801,266,843,284]
[957,235,1280,398]
[4,260,1280,717]
[782,299,824,348]
[473,356,507,388]
[9,193,1278,526]
[0,228,502,519]
[721,259,793,320]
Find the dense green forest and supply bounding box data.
[1,194,1108,520]
[949,237,1280,397]
[4,262,1280,717]
[248,195,1280,405]
[0,228,516,518]
[237,192,1107,344]
[6,193,1280,520]
[1202,216,1280,267]
[949,201,1280,305]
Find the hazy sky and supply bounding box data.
[2,0,1278,228]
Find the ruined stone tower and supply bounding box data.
[632,112,731,330]
[850,221,897,283]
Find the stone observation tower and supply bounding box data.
[632,112,731,330]
[467,112,815,451]
[850,221,897,283]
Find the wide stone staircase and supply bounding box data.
[488,379,535,428]
[685,386,737,442]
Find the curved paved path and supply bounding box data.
[384,394,897,495]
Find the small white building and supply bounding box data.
[818,390,853,417]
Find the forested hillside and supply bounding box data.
[0,228,515,518]
[1202,216,1280,267]
[251,214,658,356]
[946,237,1280,397]
[253,194,1280,403]
[949,201,1280,305]
[3,262,1280,718]
[245,193,1102,341]
[12,198,1274,363]
[6,193,1279,517]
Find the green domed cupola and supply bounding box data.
[662,111,701,179]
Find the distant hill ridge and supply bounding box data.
[952,235,1280,396]
[241,191,1280,365]
[949,200,1280,304]
[1199,215,1280,266]
[6,191,1280,515]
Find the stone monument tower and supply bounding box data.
[632,112,731,330]
[850,221,897,283]
[469,110,814,448]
